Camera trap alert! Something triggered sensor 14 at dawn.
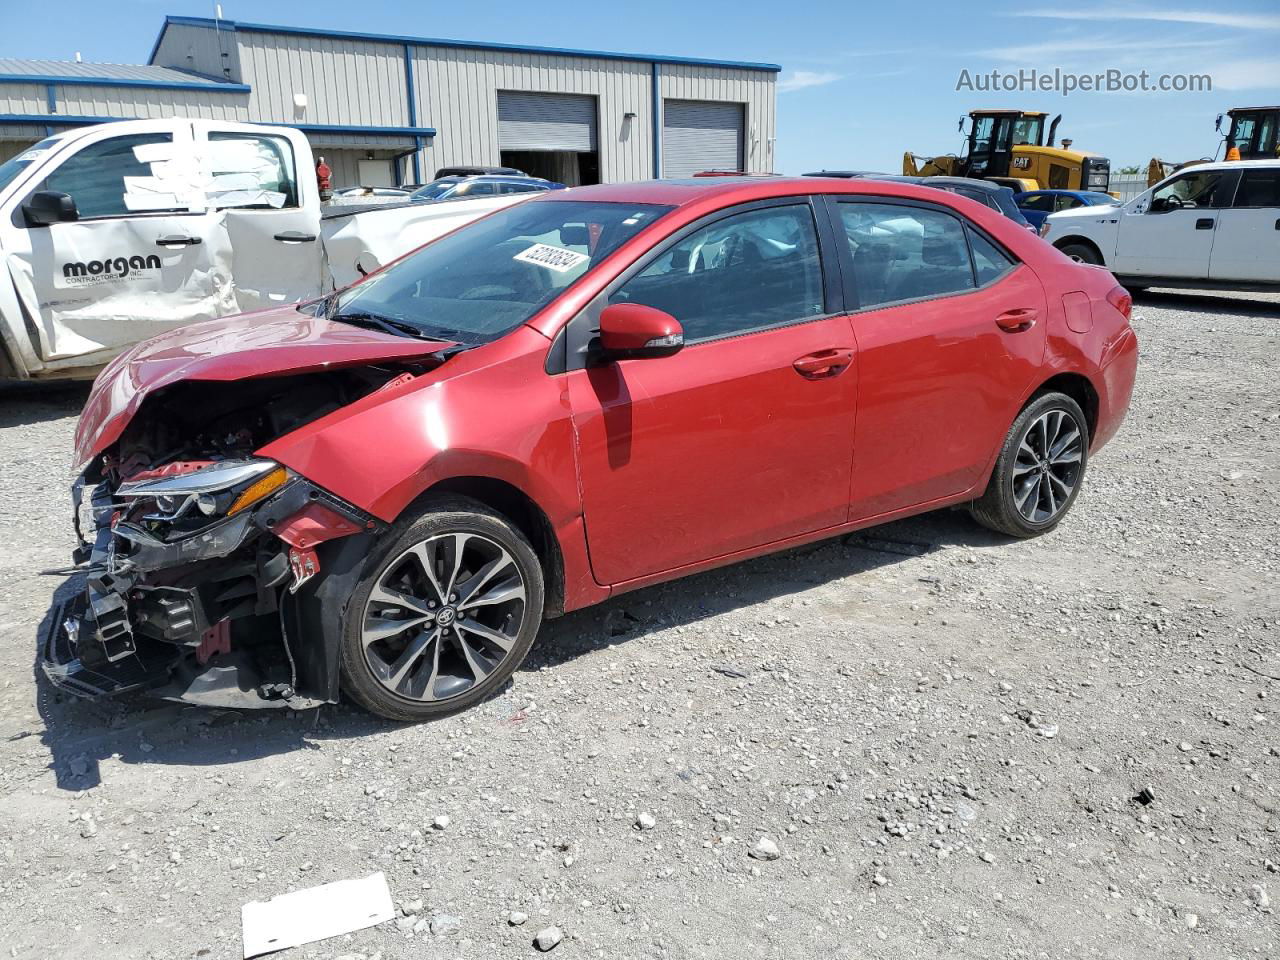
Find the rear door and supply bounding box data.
[566,198,856,585]
[193,122,323,312]
[0,121,228,365]
[828,197,1047,519]
[1113,169,1235,278]
[1208,167,1280,283]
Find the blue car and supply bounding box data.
[409,175,564,202]
[1014,189,1120,230]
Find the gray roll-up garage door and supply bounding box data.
[497,92,598,151]
[663,100,744,178]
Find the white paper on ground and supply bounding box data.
[241,871,394,959]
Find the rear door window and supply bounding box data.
[838,202,976,308]
[1232,170,1280,208]
[1018,193,1054,211]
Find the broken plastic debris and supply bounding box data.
[241,871,394,958]
[1133,787,1156,807]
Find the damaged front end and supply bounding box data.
[45,370,398,710]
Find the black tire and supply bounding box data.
[1058,241,1103,266]
[340,495,545,722]
[969,392,1090,539]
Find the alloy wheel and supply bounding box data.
[361,532,528,702]
[1011,409,1084,523]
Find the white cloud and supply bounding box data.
[1207,57,1280,89]
[1015,7,1280,29]
[778,70,842,93]
[978,37,1224,62]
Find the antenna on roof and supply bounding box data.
[215,3,224,19]
[75,51,82,63]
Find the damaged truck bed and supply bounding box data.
[45,305,457,710]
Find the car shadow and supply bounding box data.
[529,507,1006,670]
[30,507,1003,790]
[0,379,90,427]
[1135,289,1280,316]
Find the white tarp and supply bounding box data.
[319,193,528,289]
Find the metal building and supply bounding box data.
[1,16,779,188]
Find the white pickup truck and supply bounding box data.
[1042,159,1280,292]
[0,118,523,381]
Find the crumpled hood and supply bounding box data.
[75,304,455,468]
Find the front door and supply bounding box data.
[0,122,227,365]
[1209,167,1280,283]
[194,122,323,312]
[567,200,857,586]
[1113,169,1235,278]
[829,198,1048,519]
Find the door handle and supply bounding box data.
[274,231,318,243]
[155,235,202,247]
[1195,218,1215,230]
[793,348,854,379]
[995,307,1038,332]
[1274,218,1280,231]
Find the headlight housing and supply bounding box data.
[117,460,289,526]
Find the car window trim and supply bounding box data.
[550,195,846,375]
[821,194,1022,313]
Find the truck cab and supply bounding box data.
[1221,107,1280,160]
[905,110,1112,195]
[0,119,323,381]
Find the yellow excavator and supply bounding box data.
[1147,105,1280,185]
[904,109,1112,193]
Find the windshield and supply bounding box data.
[410,179,459,200]
[329,199,673,344]
[0,137,63,194]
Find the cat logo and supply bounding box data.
[1012,156,1032,170]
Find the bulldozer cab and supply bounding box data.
[1220,107,1279,160]
[963,111,1048,179]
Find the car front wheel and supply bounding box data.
[340,496,544,722]
[969,392,1090,539]
[1058,242,1102,265]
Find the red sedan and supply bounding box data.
[53,177,1138,721]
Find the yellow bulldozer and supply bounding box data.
[1147,105,1280,186]
[904,109,1112,193]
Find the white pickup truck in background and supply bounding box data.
[0,118,524,381]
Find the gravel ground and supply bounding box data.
[0,289,1277,960]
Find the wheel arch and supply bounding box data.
[1053,235,1106,266]
[413,476,567,619]
[1029,372,1099,440]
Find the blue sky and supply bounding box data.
[5,1,1279,174]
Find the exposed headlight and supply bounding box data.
[117,460,289,522]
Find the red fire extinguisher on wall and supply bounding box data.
[315,156,332,201]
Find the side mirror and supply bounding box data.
[23,191,78,227]
[599,303,683,360]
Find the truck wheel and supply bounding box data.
[340,495,544,722]
[969,392,1090,539]
[1059,242,1102,265]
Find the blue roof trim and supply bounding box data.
[153,14,782,73]
[0,113,127,126]
[294,123,437,138]
[0,73,249,93]
[0,115,436,139]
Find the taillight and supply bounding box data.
[1106,285,1132,320]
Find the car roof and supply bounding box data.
[1169,158,1280,173]
[535,176,1018,209]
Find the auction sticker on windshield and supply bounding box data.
[514,243,589,273]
